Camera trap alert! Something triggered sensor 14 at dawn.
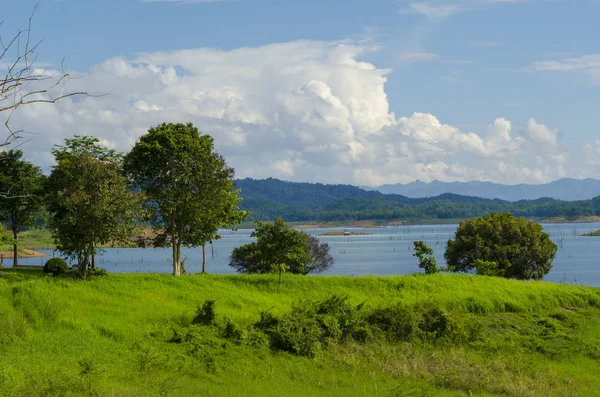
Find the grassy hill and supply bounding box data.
[1,269,599,396]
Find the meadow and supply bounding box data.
[1,269,599,396]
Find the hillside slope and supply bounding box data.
[1,269,599,396]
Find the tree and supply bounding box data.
[444,212,557,280]
[46,136,140,279]
[229,218,334,276]
[413,240,438,274]
[0,149,45,266]
[1,7,87,148]
[123,122,248,276]
[307,235,335,274]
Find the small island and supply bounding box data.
[319,230,373,236]
[582,229,600,236]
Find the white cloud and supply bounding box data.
[399,0,545,18]
[531,54,600,85]
[398,52,439,62]
[521,118,558,146]
[6,39,596,186]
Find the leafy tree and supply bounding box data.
[46,136,140,279]
[229,218,334,276]
[0,149,45,266]
[413,241,438,274]
[444,212,557,280]
[123,122,248,276]
[52,135,119,163]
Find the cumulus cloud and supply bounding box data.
[6,39,593,186]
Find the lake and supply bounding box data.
[15,223,600,287]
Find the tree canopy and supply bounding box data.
[444,212,558,280]
[123,122,248,276]
[229,218,334,275]
[0,149,45,266]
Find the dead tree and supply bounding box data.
[1,6,88,148]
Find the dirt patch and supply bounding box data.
[0,249,49,259]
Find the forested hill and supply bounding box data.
[235,178,600,222]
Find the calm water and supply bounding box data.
[16,223,600,287]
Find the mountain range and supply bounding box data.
[366,178,600,202]
[235,178,600,222]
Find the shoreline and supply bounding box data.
[0,249,49,259]
[290,216,600,229]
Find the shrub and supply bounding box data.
[192,300,216,325]
[43,258,68,275]
[413,241,438,274]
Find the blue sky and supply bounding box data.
[4,0,600,185]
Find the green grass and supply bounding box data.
[0,228,55,251]
[0,269,599,396]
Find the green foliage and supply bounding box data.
[413,240,438,274]
[0,229,14,245]
[123,122,248,276]
[230,218,333,275]
[445,212,558,280]
[0,149,45,266]
[46,136,141,279]
[43,258,68,275]
[52,135,120,163]
[192,300,216,326]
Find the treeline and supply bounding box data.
[1,123,248,278]
[237,178,600,222]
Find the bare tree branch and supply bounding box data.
[1,5,89,148]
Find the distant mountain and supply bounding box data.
[235,178,600,222]
[369,178,600,202]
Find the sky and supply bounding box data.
[3,0,600,186]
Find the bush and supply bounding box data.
[43,258,68,275]
[413,241,438,274]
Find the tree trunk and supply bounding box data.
[12,231,18,267]
[172,239,179,276]
[176,241,182,276]
[202,244,207,273]
[81,247,90,280]
[91,243,96,270]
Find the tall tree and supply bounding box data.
[46,136,140,279]
[123,122,248,276]
[0,150,45,266]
